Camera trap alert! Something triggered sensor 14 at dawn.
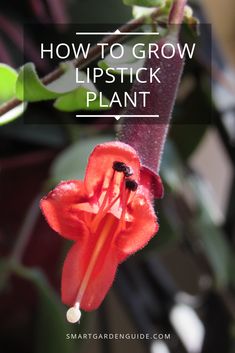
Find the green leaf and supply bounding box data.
[171,125,207,161]
[146,206,181,254]
[161,141,185,191]
[34,274,75,353]
[189,178,233,288]
[50,135,115,184]
[196,220,231,288]
[16,62,81,102]
[15,62,110,111]
[132,6,156,18]
[123,0,165,7]
[162,142,234,288]
[54,87,110,112]
[10,264,76,353]
[0,102,27,126]
[0,64,18,104]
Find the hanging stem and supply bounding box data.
[119,1,188,174]
[10,195,42,264]
[169,0,187,25]
[0,195,41,291]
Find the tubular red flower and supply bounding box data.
[40,141,162,321]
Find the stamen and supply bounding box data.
[66,302,81,323]
[91,169,116,232]
[113,161,127,172]
[66,164,138,323]
[113,187,131,235]
[91,164,127,232]
[75,215,115,307]
[125,179,138,191]
[72,170,135,317]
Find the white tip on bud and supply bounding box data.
[66,303,81,323]
[184,5,193,19]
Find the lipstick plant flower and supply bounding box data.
[40,141,163,323]
[40,0,188,324]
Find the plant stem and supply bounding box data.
[10,195,42,264]
[0,9,159,119]
[0,195,41,291]
[169,0,187,25]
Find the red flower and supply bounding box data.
[40,141,162,322]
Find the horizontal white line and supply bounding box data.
[76,114,159,116]
[76,114,159,121]
[75,32,159,35]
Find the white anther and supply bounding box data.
[66,302,81,323]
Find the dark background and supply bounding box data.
[0,1,235,353]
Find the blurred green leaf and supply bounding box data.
[123,0,165,7]
[161,141,185,191]
[54,87,110,112]
[34,275,75,353]
[11,264,76,353]
[0,64,18,104]
[0,64,26,126]
[51,135,115,184]
[148,205,181,253]
[15,62,110,112]
[0,102,27,126]
[16,63,83,102]
[194,218,231,288]
[162,141,234,288]
[132,6,157,19]
[71,0,131,23]
[171,124,207,161]
[189,177,233,288]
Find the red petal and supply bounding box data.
[84,142,141,196]
[40,180,89,241]
[62,215,119,311]
[140,166,164,200]
[116,195,158,261]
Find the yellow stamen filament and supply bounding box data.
[76,214,115,305]
[115,189,130,236]
[67,215,116,323]
[90,171,115,232]
[92,177,126,232]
